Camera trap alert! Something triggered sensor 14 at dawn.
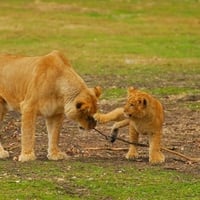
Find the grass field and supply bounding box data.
[0,160,200,200]
[0,0,200,199]
[1,0,200,100]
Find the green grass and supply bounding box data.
[187,102,200,111]
[1,0,200,58]
[1,1,200,91]
[0,0,200,199]
[151,87,200,96]
[0,160,199,200]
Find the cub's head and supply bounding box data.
[67,86,101,130]
[124,87,149,119]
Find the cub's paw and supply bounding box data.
[94,113,108,124]
[149,152,165,164]
[18,152,36,162]
[125,147,139,160]
[109,128,119,143]
[47,151,69,161]
[0,150,9,159]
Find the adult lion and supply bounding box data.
[95,87,165,164]
[0,50,101,162]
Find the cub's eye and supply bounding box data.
[138,100,142,104]
[130,103,134,107]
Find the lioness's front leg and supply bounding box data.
[149,132,165,164]
[46,114,68,160]
[19,104,37,162]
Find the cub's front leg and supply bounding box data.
[94,107,124,124]
[19,103,37,162]
[46,114,68,160]
[125,124,139,160]
[149,131,165,164]
[110,119,130,142]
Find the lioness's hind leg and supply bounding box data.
[0,143,9,159]
[46,114,68,160]
[0,98,9,159]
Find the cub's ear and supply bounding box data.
[128,86,137,94]
[143,98,147,107]
[93,86,102,98]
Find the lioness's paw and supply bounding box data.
[149,152,165,164]
[125,148,139,160]
[18,152,36,162]
[0,150,9,159]
[47,151,69,161]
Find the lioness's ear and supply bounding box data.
[93,86,102,98]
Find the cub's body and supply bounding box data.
[95,87,165,164]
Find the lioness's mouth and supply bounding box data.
[78,116,97,130]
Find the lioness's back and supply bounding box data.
[0,51,71,110]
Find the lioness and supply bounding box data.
[95,87,165,164]
[0,50,101,162]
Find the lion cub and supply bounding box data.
[95,87,165,164]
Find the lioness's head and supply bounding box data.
[124,87,149,119]
[66,86,101,130]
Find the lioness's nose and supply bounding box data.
[88,116,97,129]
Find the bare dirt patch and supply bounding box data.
[1,94,199,176]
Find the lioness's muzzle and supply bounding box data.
[79,116,97,130]
[88,116,97,129]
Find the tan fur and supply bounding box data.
[94,107,124,123]
[0,50,101,162]
[95,87,165,164]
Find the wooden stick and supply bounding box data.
[93,129,200,162]
[85,146,200,163]
[161,146,200,162]
[85,147,128,151]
